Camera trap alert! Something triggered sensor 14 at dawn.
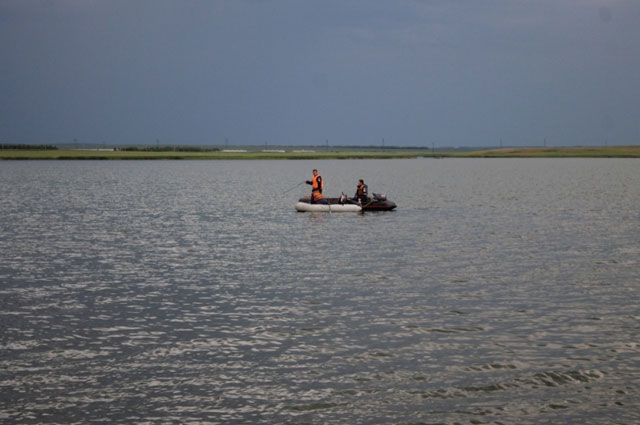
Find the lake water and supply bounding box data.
[1,159,639,424]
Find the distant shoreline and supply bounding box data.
[1,146,639,160]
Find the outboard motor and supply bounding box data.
[373,193,387,201]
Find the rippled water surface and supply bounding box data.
[1,159,639,424]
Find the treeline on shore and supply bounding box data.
[1,145,639,159]
[117,146,221,152]
[1,144,58,150]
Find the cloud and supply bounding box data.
[1,0,639,145]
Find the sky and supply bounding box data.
[1,0,639,147]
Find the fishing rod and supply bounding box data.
[282,181,305,194]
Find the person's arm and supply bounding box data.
[317,176,323,191]
[306,180,312,185]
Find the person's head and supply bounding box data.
[359,179,364,184]
[312,169,318,176]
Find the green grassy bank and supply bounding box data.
[1,146,639,160]
[0,149,437,160]
[464,146,640,158]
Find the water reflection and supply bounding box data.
[0,159,639,424]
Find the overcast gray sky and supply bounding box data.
[1,0,639,147]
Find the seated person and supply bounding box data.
[354,179,368,203]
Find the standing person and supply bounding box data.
[306,169,324,203]
[355,178,368,204]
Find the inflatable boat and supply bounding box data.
[360,193,397,211]
[295,201,362,212]
[295,193,396,212]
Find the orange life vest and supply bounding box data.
[311,174,323,200]
[356,182,367,197]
